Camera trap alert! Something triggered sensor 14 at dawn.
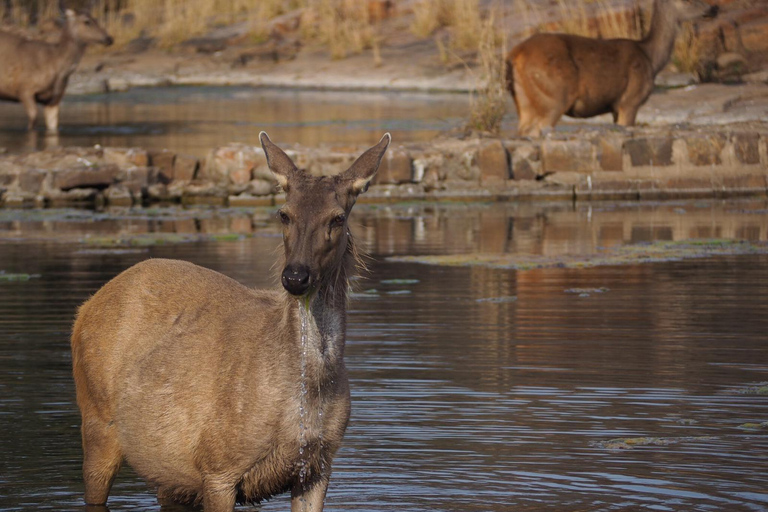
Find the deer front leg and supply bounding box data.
[44,104,60,132]
[19,91,37,130]
[291,475,329,512]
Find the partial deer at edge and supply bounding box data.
[71,133,391,512]
[0,5,113,132]
[506,0,718,137]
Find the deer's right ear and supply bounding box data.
[340,133,391,196]
[260,132,297,191]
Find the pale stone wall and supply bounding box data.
[1,125,766,208]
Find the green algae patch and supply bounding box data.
[80,232,251,247]
[594,436,717,451]
[723,382,768,395]
[380,279,420,285]
[386,239,768,271]
[0,271,41,281]
[738,422,768,430]
[476,296,517,303]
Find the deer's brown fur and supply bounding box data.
[71,132,391,512]
[0,8,112,131]
[506,0,717,137]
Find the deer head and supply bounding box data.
[260,132,391,297]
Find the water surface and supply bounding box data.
[0,87,471,157]
[1,199,767,511]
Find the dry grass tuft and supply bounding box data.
[300,0,377,60]
[410,0,443,38]
[673,22,704,75]
[466,9,507,134]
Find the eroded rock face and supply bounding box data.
[1,126,766,208]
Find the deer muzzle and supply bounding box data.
[282,264,311,296]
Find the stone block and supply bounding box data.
[374,148,413,185]
[202,144,267,185]
[174,153,199,181]
[625,137,674,167]
[740,18,768,54]
[598,136,624,172]
[477,141,510,184]
[442,150,479,183]
[719,174,767,195]
[119,167,150,194]
[574,179,640,200]
[19,169,46,194]
[104,185,135,206]
[149,149,175,182]
[733,133,761,165]
[685,134,726,166]
[541,139,595,173]
[228,194,276,207]
[306,153,357,177]
[52,165,120,191]
[660,177,714,198]
[103,147,149,168]
[510,144,541,180]
[247,179,276,196]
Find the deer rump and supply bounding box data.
[510,32,653,120]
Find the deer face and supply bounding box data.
[673,0,718,21]
[66,9,114,46]
[260,132,391,297]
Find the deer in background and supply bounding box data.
[0,2,113,132]
[506,0,718,137]
[71,132,391,512]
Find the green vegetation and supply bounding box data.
[594,436,717,451]
[387,239,768,271]
[0,271,41,281]
[80,232,249,247]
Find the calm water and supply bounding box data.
[0,87,472,157]
[1,199,767,511]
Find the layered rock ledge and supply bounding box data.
[1,123,766,208]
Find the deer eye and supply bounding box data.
[330,214,346,228]
[278,210,290,225]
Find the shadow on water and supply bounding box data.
[0,87,472,157]
[1,198,767,511]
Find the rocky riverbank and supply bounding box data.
[1,122,766,208]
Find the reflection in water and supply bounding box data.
[0,87,469,157]
[0,199,767,511]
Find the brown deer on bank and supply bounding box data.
[0,4,113,132]
[71,132,391,512]
[506,0,718,137]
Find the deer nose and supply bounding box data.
[706,5,718,17]
[282,265,311,296]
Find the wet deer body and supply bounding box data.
[506,0,717,137]
[0,8,113,131]
[71,133,391,511]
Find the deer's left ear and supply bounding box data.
[340,133,391,196]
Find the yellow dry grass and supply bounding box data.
[466,8,507,134]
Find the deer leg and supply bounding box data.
[511,73,543,137]
[81,415,122,505]
[19,92,37,130]
[202,479,236,512]
[615,104,641,126]
[291,476,330,512]
[43,104,60,132]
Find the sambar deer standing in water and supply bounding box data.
[506,0,718,137]
[0,5,113,132]
[71,132,391,512]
